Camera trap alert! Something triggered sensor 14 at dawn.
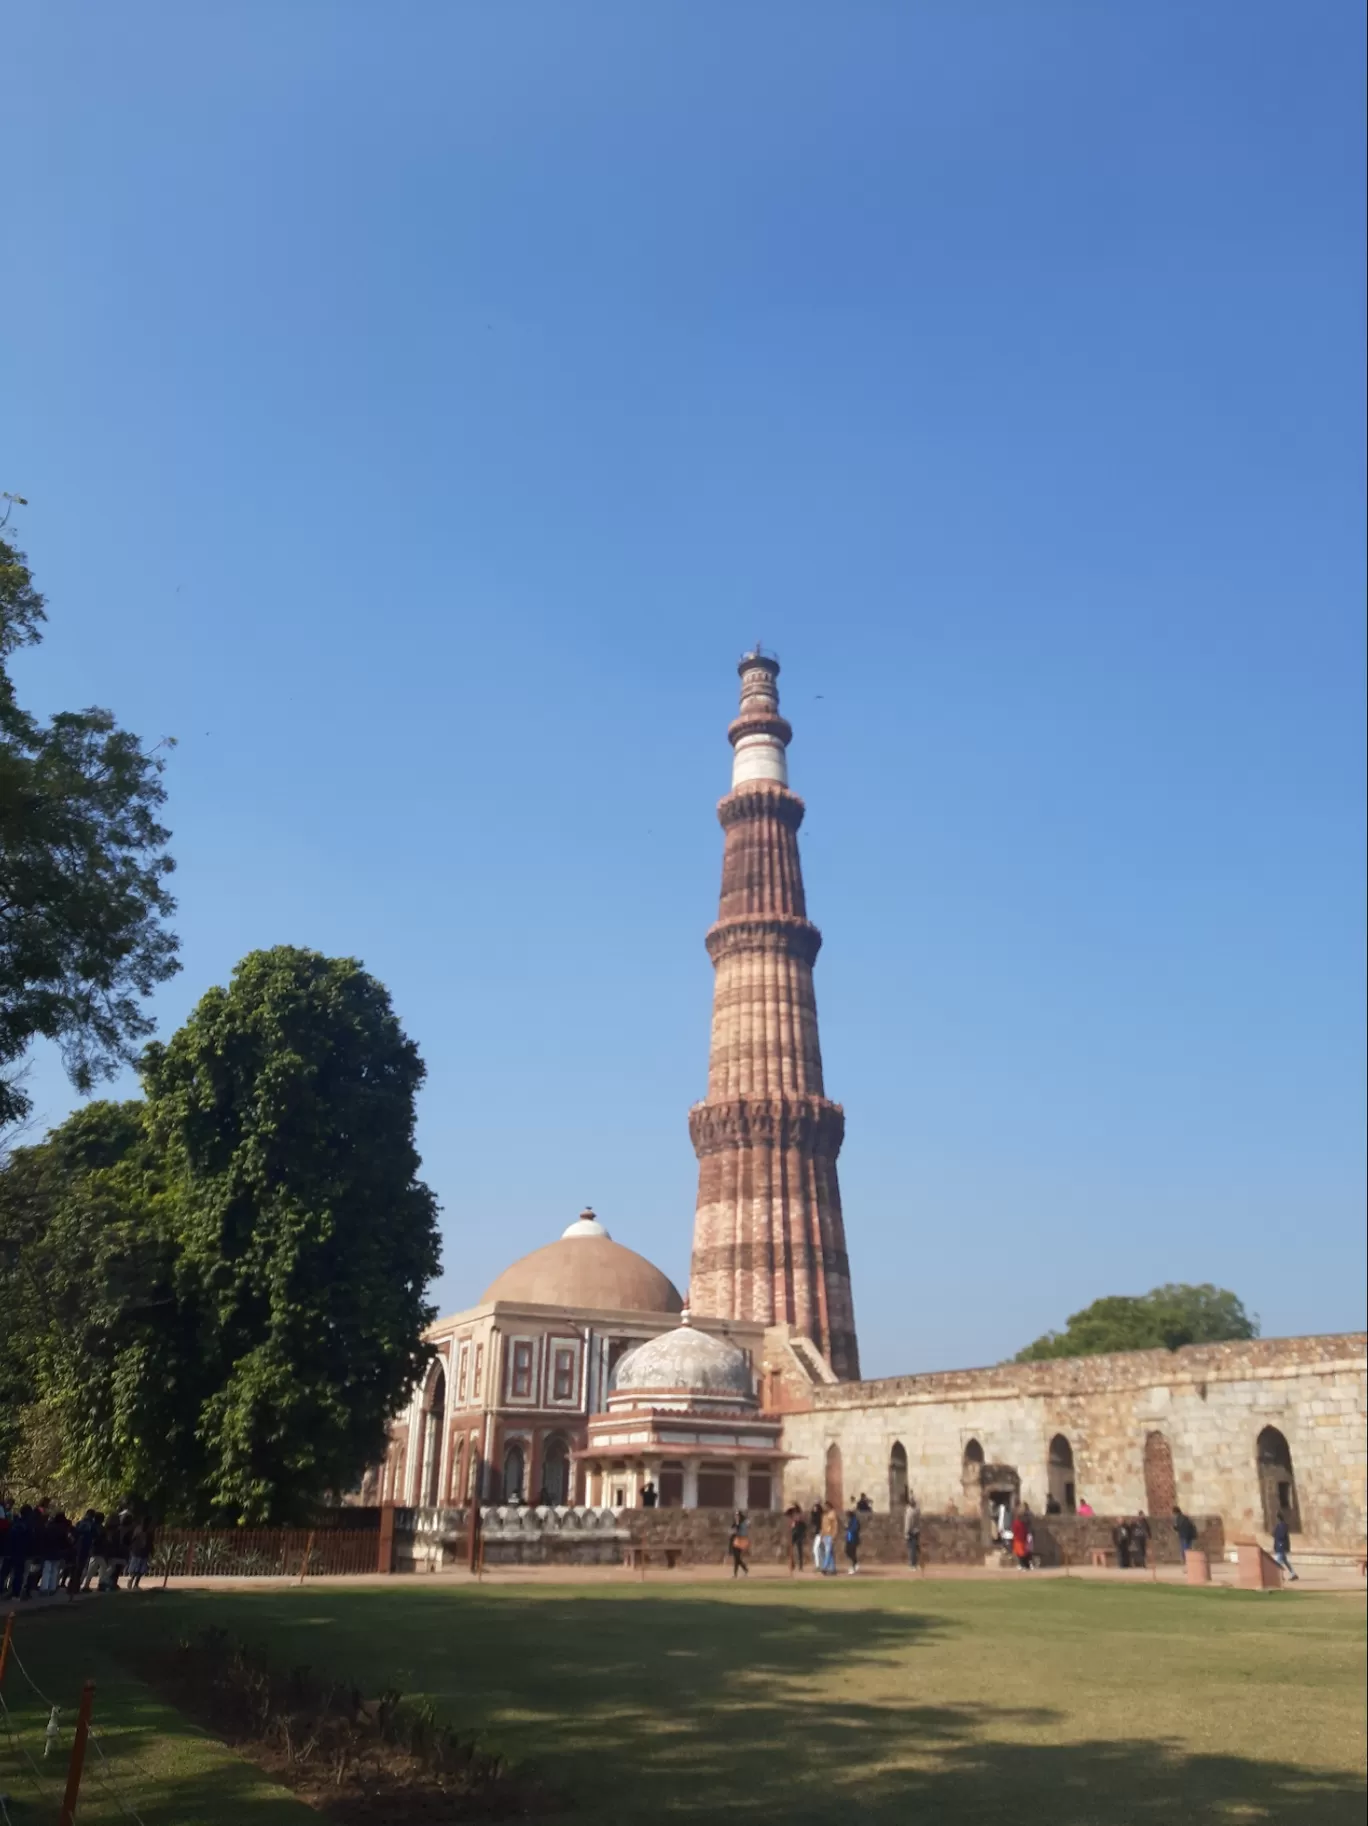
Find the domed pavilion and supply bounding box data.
[376,1210,765,1509]
[577,1311,791,1512]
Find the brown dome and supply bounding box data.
[480,1214,683,1314]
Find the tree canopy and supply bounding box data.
[0,534,179,1131]
[0,947,441,1521]
[1015,1283,1259,1362]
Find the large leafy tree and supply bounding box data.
[0,948,441,1521]
[0,534,179,1131]
[0,1100,193,1511]
[1016,1283,1258,1362]
[141,946,442,1520]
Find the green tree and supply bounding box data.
[145,947,442,1520]
[0,1099,192,1511]
[0,948,442,1521]
[1016,1283,1259,1362]
[0,535,179,1131]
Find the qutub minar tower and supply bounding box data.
[688,651,861,1380]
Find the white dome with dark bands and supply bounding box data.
[611,1316,754,1398]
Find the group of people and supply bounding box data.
[782,1493,879,1576]
[0,1500,156,1601]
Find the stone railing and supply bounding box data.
[388,1504,1225,1572]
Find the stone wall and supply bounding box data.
[777,1333,1366,1549]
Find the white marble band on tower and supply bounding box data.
[729,652,791,788]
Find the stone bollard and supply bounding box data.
[1185,1549,1210,1585]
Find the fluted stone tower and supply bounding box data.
[687,652,860,1380]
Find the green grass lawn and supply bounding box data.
[2,1578,1364,1823]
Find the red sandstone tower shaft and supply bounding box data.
[688,652,860,1380]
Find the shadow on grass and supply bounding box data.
[11,1588,1366,1824]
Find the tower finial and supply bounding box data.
[728,650,792,788]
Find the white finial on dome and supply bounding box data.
[562,1206,610,1239]
[680,1303,692,1326]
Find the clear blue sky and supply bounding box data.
[6,3,1364,1376]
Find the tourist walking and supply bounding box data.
[819,1502,839,1574]
[1131,1511,1150,1570]
[1011,1508,1033,1571]
[1173,1506,1198,1563]
[1112,1519,1132,1570]
[844,1505,861,1575]
[1,1504,34,1599]
[1271,1512,1298,1582]
[904,1494,922,1569]
[127,1516,156,1590]
[789,1506,808,1573]
[729,1511,750,1578]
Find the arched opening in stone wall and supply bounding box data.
[417,1362,447,1509]
[1256,1426,1301,1534]
[888,1441,908,1509]
[541,1435,571,1505]
[825,1442,844,1511]
[981,1463,1020,1543]
[1143,1431,1176,1517]
[659,1462,685,1508]
[1047,1433,1076,1514]
[502,1440,526,1503]
[449,1434,466,1506]
[962,1438,985,1502]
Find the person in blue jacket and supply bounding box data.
[1271,1512,1298,1582]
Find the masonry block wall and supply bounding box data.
[777,1333,1367,1548]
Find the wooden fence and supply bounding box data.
[151,1527,383,1580]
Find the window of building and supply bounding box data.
[553,1347,576,1402]
[473,1343,484,1398]
[510,1341,534,1399]
[456,1344,469,1404]
[747,1470,772,1511]
[659,1463,685,1508]
[698,1464,736,1508]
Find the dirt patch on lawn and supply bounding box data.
[132,1626,562,1820]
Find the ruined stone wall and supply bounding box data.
[778,1333,1366,1548]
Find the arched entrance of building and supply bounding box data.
[1143,1431,1176,1517]
[1256,1427,1301,1533]
[962,1438,985,1504]
[888,1441,908,1508]
[416,1362,446,1509]
[449,1434,466,1506]
[502,1440,526,1504]
[1047,1434,1076,1513]
[825,1443,844,1510]
[980,1463,1020,1544]
[541,1435,571,1505]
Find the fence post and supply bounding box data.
[57,1681,94,1826]
[378,1504,396,1575]
[298,1530,316,1585]
[0,1612,12,1687]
